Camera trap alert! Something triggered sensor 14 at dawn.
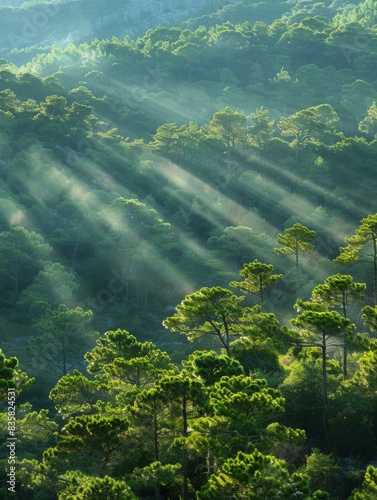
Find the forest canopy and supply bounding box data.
[1,0,377,498]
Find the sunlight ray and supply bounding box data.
[238,149,363,239]
[154,159,275,229]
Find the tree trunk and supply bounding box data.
[154,480,161,500]
[182,395,189,500]
[342,291,348,379]
[62,337,67,376]
[343,343,348,380]
[212,320,231,356]
[153,407,161,500]
[321,337,328,440]
[153,407,159,462]
[373,235,377,306]
[223,319,231,357]
[206,449,213,479]
[259,275,264,310]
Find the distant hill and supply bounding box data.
[0,0,353,64]
[1,1,240,59]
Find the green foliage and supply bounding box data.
[209,374,284,425]
[329,360,377,459]
[197,449,316,499]
[127,462,182,499]
[230,259,283,308]
[163,286,247,356]
[157,374,206,428]
[85,329,177,391]
[275,223,316,257]
[362,305,377,333]
[248,106,275,149]
[206,226,274,283]
[19,262,79,314]
[52,414,130,476]
[49,370,103,419]
[350,466,377,500]
[181,350,244,385]
[291,309,354,396]
[280,350,343,439]
[278,104,342,150]
[2,2,377,497]
[311,274,365,318]
[305,274,366,379]
[127,386,169,463]
[17,404,59,443]
[38,95,68,122]
[150,122,181,155]
[30,305,97,377]
[0,226,52,303]
[335,214,377,263]
[359,103,377,138]
[274,223,316,292]
[0,349,33,397]
[335,213,377,303]
[61,475,137,499]
[262,422,306,462]
[291,310,353,341]
[187,374,286,461]
[304,449,340,497]
[230,336,281,374]
[208,106,246,151]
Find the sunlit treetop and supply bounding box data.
[163,286,247,356]
[335,213,377,303]
[230,259,283,309]
[0,350,33,398]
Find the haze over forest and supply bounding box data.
[1,0,377,498]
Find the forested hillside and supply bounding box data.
[1,0,377,498]
[0,0,284,63]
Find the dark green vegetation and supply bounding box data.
[0,0,349,64]
[1,0,377,497]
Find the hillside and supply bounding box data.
[0,0,356,63]
[1,0,377,498]
[2,0,262,61]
